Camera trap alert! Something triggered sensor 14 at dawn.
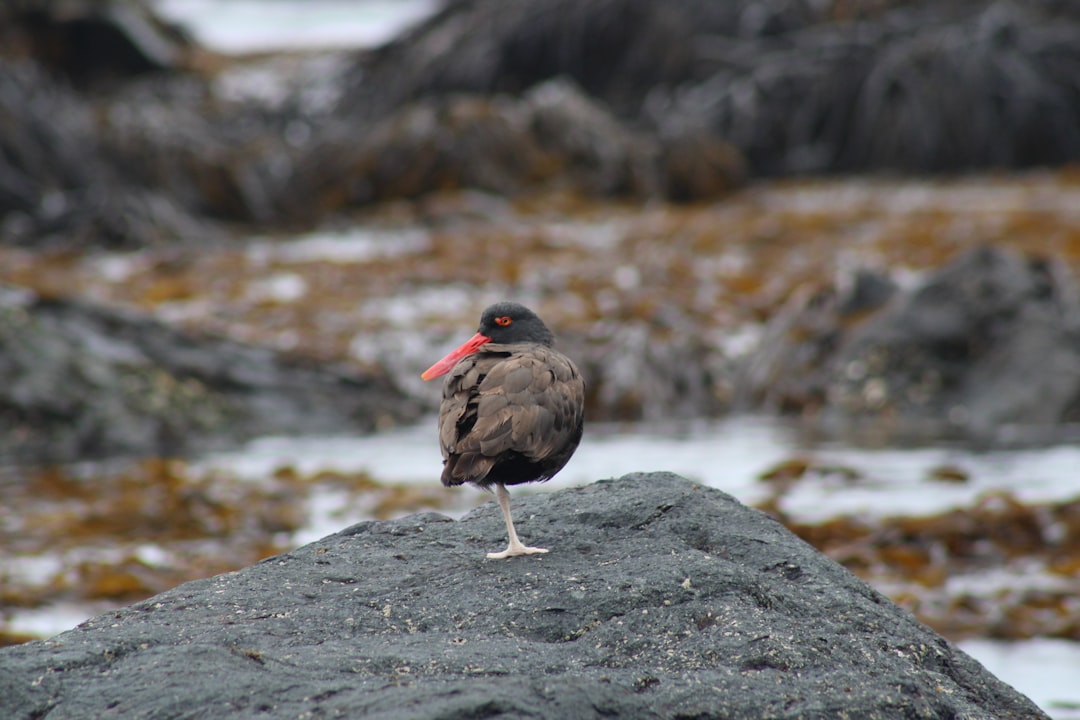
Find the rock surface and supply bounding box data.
[6,0,1080,247]
[0,473,1047,719]
[305,79,664,207]
[0,0,194,87]
[740,244,1080,444]
[343,0,1080,176]
[0,285,421,464]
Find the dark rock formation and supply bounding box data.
[739,245,1080,444]
[0,0,322,247]
[676,1,1080,175]
[563,317,732,421]
[0,2,241,248]
[0,0,193,89]
[337,0,826,123]
[0,285,422,464]
[0,55,233,249]
[300,79,685,208]
[9,0,1080,247]
[0,474,1047,719]
[341,0,1080,176]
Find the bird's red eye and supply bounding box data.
[495,316,512,327]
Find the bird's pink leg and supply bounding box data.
[487,483,548,559]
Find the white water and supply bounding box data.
[958,639,1080,719]
[151,0,439,52]
[200,417,1080,530]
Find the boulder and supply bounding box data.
[677,1,1080,175]
[0,285,421,464]
[339,0,1080,176]
[0,0,316,247]
[0,473,1047,719]
[0,56,231,249]
[739,245,1080,444]
[9,0,1080,246]
[0,0,194,88]
[297,79,674,208]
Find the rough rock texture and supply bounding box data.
[0,0,318,247]
[296,78,741,209]
[0,285,421,464]
[304,81,641,206]
[8,0,1080,248]
[0,2,239,249]
[0,0,193,88]
[342,0,1080,176]
[563,318,732,422]
[0,474,1047,719]
[0,58,223,249]
[739,244,1080,444]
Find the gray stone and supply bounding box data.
[0,473,1046,719]
[340,0,1080,176]
[740,245,1080,445]
[0,286,421,463]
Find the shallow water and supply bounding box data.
[958,639,1080,720]
[151,0,438,52]
[200,416,1080,531]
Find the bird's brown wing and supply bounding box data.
[438,344,584,487]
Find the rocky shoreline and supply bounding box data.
[0,474,1049,719]
[5,0,1080,248]
[2,3,1080,704]
[4,226,1080,463]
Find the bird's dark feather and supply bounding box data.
[438,342,584,489]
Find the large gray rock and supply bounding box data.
[0,0,194,87]
[295,79,735,209]
[0,473,1046,719]
[0,57,212,249]
[0,286,421,463]
[340,0,1080,176]
[740,245,1080,445]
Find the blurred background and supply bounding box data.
[2,0,1080,715]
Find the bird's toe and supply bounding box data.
[486,545,549,559]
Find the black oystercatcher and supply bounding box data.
[421,302,585,558]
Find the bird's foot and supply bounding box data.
[486,544,549,559]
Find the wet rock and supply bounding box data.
[0,0,193,89]
[738,269,901,417]
[325,93,549,205]
[0,473,1046,719]
[0,56,230,249]
[99,74,305,227]
[298,79,667,208]
[740,245,1080,444]
[10,0,1079,248]
[0,286,422,464]
[340,0,1080,177]
[522,79,661,197]
[340,0,700,122]
[651,1,1080,174]
[659,130,747,202]
[0,0,313,246]
[339,0,860,124]
[564,318,732,421]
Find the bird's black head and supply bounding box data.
[477,302,555,346]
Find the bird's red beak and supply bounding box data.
[421,332,491,380]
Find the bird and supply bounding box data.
[421,302,585,559]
